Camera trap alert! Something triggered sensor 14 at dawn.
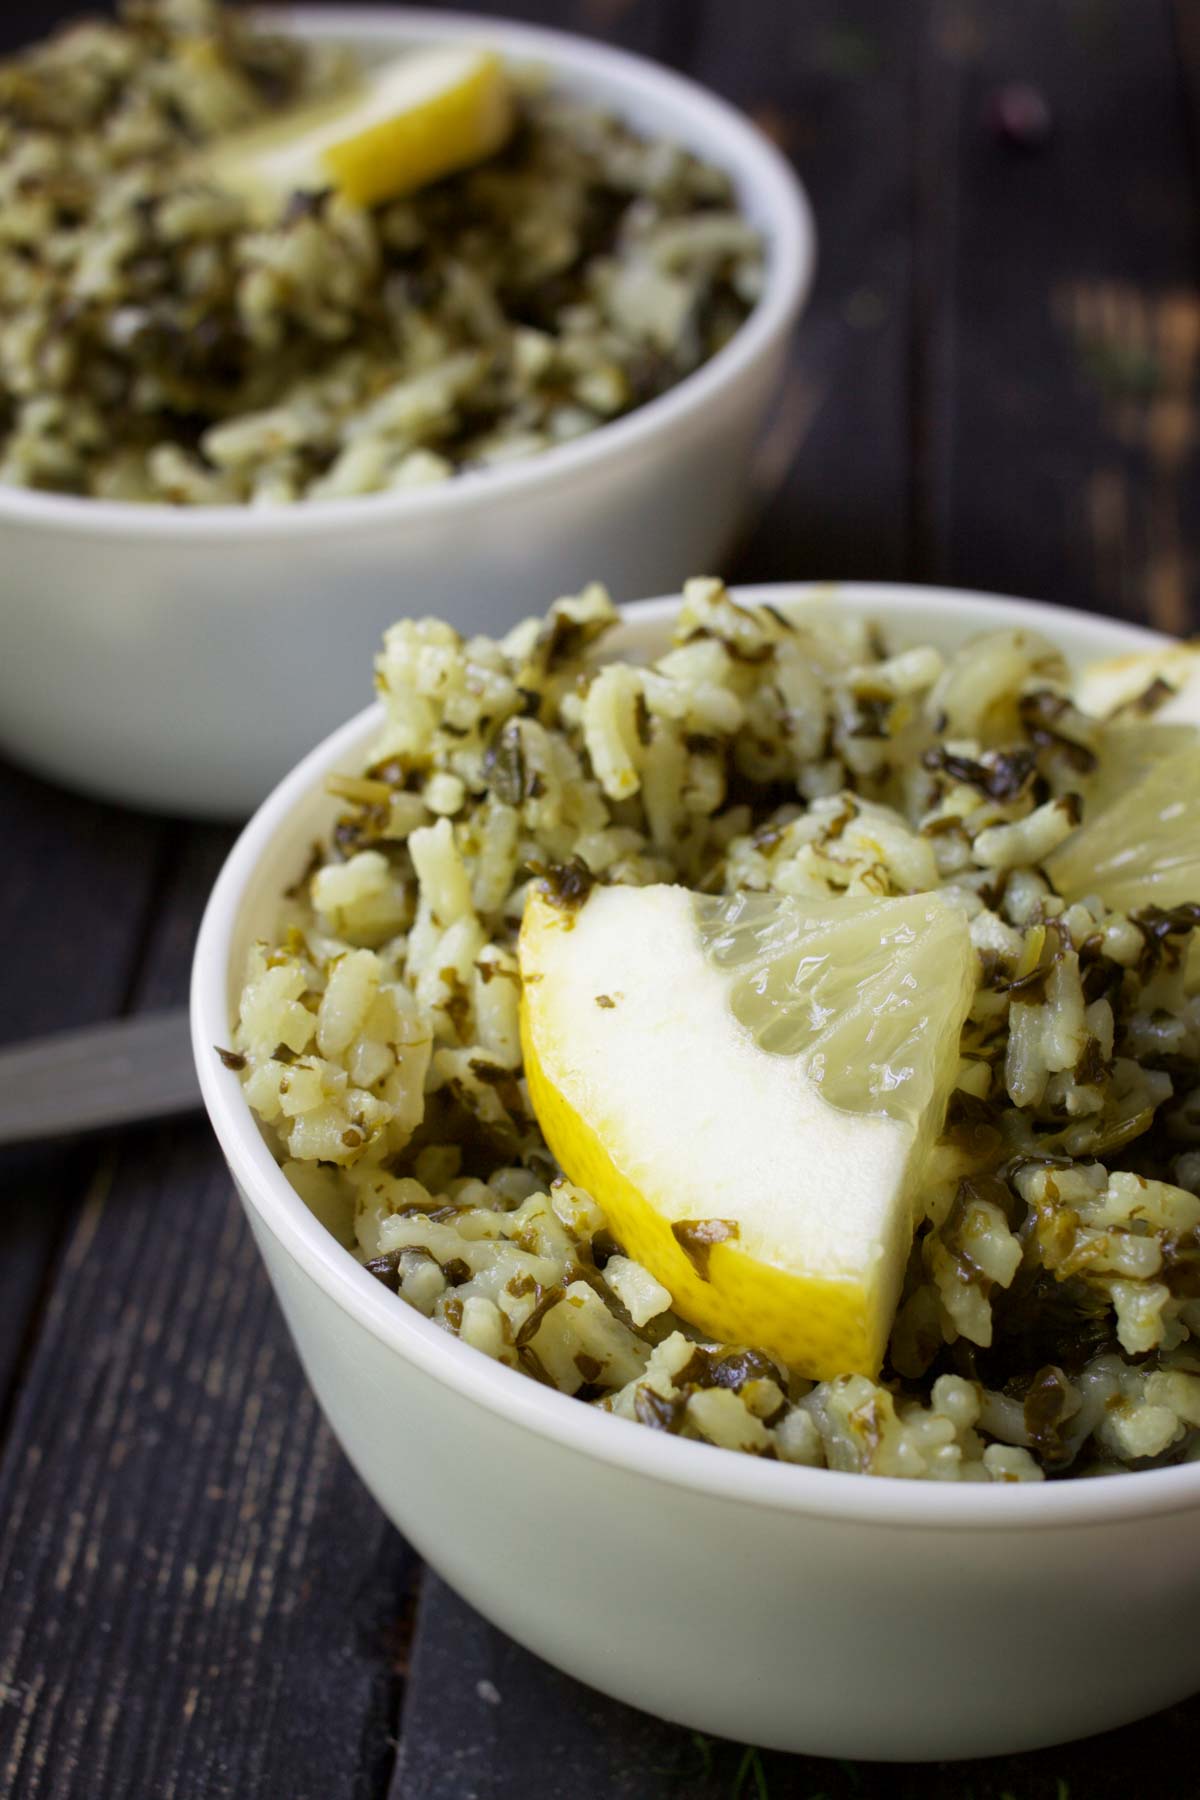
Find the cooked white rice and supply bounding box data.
[227,579,1200,1481]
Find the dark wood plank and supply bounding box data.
[0,765,171,1418]
[393,1574,1200,1800]
[692,2,917,585]
[1175,0,1200,187]
[921,0,1200,629]
[0,827,419,1799]
[391,1575,688,1800]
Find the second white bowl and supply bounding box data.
[0,7,812,818]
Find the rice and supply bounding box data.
[0,0,761,504]
[228,578,1200,1481]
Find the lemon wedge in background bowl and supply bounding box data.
[519,883,975,1379]
[205,46,514,214]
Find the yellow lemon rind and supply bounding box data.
[320,54,513,207]
[521,1005,888,1380]
[205,50,514,215]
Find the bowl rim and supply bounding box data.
[191,579,1200,1530]
[0,4,813,541]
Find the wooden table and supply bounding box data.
[2,2,1200,1794]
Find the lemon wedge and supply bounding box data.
[519,884,976,1378]
[205,46,514,214]
[1047,740,1200,913]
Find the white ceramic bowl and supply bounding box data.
[0,7,812,820]
[192,583,1200,1762]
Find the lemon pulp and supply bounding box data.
[1047,741,1200,914]
[519,884,975,1378]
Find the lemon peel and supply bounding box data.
[205,46,514,215]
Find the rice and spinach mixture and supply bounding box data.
[230,580,1200,1482]
[0,0,760,504]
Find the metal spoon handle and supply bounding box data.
[0,1009,201,1148]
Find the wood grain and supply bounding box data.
[688,0,916,585]
[0,767,171,1423]
[0,827,418,1798]
[920,0,1200,627]
[393,1574,1200,1800]
[2,1,1200,1795]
